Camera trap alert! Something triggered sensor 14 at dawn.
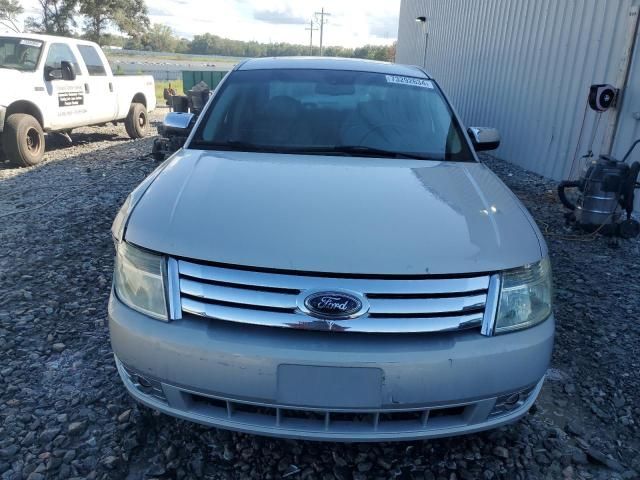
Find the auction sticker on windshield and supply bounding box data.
[19,39,42,47]
[385,75,434,89]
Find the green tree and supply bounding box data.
[387,42,397,63]
[174,37,190,54]
[353,44,395,62]
[113,26,395,63]
[79,0,149,44]
[100,33,127,47]
[143,24,177,52]
[25,0,77,35]
[123,35,143,50]
[324,46,354,58]
[185,33,396,61]
[0,0,23,32]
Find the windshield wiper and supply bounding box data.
[290,145,435,160]
[190,140,282,153]
[190,141,436,160]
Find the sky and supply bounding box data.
[16,0,400,48]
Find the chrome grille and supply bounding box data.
[175,259,496,334]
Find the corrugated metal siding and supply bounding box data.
[396,0,640,181]
[613,18,640,160]
[613,21,640,212]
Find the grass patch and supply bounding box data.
[155,79,184,103]
[106,51,243,64]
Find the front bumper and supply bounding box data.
[109,294,554,441]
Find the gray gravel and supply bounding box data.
[1,119,639,480]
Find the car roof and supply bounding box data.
[237,56,431,79]
[0,32,99,47]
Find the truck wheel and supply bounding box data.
[3,114,45,167]
[125,102,148,139]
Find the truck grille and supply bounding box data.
[174,259,496,334]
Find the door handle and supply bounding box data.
[109,82,113,92]
[84,83,90,93]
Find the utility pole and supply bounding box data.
[305,19,318,56]
[314,7,331,56]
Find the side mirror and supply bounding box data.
[61,61,76,81]
[160,112,195,137]
[468,127,500,151]
[155,112,197,159]
[45,61,76,81]
[44,65,60,81]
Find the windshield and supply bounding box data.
[192,68,473,161]
[0,37,43,72]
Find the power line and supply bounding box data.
[305,19,318,56]
[314,7,331,56]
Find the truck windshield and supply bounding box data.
[192,68,473,161]
[0,37,43,72]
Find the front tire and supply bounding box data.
[124,102,148,139]
[3,114,45,167]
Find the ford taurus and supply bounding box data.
[109,57,554,441]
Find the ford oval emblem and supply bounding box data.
[300,290,367,320]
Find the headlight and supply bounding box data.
[495,257,552,334]
[114,242,168,321]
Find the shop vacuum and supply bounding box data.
[558,84,640,239]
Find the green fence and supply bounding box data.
[182,71,228,91]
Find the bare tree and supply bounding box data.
[0,0,23,33]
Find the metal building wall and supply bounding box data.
[613,21,640,161]
[396,0,640,181]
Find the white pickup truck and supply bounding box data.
[0,33,156,167]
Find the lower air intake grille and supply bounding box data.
[187,392,470,433]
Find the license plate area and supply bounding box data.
[276,365,383,409]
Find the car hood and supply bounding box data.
[125,150,544,275]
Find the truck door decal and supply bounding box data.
[58,86,84,107]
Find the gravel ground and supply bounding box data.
[0,116,639,480]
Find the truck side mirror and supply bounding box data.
[44,66,60,81]
[45,61,76,81]
[60,61,76,81]
[468,127,500,151]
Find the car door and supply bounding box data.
[43,42,88,130]
[76,44,117,123]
